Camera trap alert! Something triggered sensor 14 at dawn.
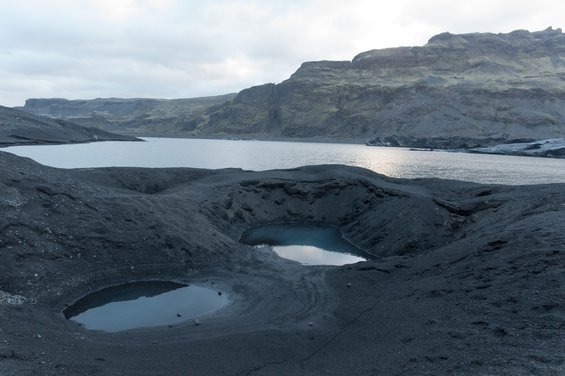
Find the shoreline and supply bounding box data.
[104,131,565,159]
[2,129,564,161]
[1,151,564,375]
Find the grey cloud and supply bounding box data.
[0,0,562,106]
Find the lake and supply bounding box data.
[4,137,565,185]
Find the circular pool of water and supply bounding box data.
[64,281,229,332]
[241,224,374,266]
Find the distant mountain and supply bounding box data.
[197,27,565,146]
[0,105,139,147]
[18,28,565,147]
[17,94,236,137]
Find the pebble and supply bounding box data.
[193,319,200,326]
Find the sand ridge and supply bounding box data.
[0,150,563,375]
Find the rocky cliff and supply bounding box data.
[0,106,140,147]
[200,27,565,145]
[18,28,565,146]
[18,94,236,137]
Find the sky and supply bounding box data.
[1,0,564,107]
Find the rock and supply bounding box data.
[1,151,564,375]
[240,203,254,212]
[16,94,236,138]
[203,27,565,143]
[16,29,565,146]
[0,105,141,147]
[366,136,536,150]
[0,291,26,306]
[470,137,565,158]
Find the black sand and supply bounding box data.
[0,150,563,375]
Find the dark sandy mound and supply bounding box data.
[0,150,563,375]
[0,105,140,147]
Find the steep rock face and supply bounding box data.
[18,94,236,137]
[202,28,565,142]
[0,106,139,146]
[17,28,565,145]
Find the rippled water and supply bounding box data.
[4,137,565,184]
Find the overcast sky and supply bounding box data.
[1,0,563,107]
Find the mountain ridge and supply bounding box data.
[18,94,236,137]
[0,105,140,147]
[17,28,565,147]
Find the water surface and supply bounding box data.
[241,224,372,266]
[4,137,565,184]
[64,281,228,332]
